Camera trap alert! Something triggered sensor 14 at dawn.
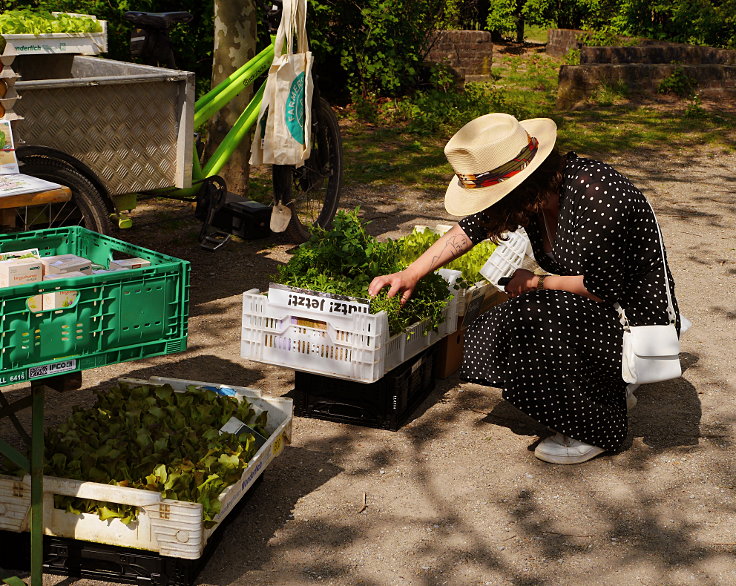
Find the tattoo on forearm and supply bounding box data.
[428,235,470,271]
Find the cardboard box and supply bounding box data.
[26,293,43,312]
[436,328,465,379]
[458,287,509,329]
[41,254,93,275]
[42,271,85,310]
[0,248,40,261]
[0,257,43,287]
[109,257,151,270]
[438,289,509,379]
[92,268,122,275]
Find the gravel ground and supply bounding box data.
[1,143,734,585]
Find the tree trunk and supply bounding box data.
[515,0,525,43]
[205,0,257,195]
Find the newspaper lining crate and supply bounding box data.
[241,286,457,384]
[0,377,293,561]
[0,226,189,387]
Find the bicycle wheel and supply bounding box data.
[13,157,112,234]
[272,97,343,242]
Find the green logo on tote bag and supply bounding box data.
[285,72,306,145]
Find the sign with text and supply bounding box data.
[267,283,370,317]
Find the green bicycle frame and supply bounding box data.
[158,40,275,199]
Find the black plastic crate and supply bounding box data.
[44,538,202,586]
[0,530,203,586]
[295,345,438,430]
[195,191,271,240]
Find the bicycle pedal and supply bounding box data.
[199,230,232,251]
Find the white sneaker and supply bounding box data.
[534,433,605,464]
[626,384,640,411]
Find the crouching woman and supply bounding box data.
[368,113,679,464]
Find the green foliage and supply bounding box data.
[356,49,559,136]
[684,93,707,118]
[608,0,736,48]
[309,0,453,100]
[275,208,452,335]
[428,61,460,93]
[658,66,697,98]
[486,0,556,40]
[486,0,518,38]
[483,0,736,49]
[396,228,498,285]
[0,9,102,33]
[373,82,518,136]
[45,383,268,526]
[579,28,639,47]
[564,48,581,65]
[589,81,629,106]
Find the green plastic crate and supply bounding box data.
[0,226,189,387]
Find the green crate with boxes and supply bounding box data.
[0,226,189,386]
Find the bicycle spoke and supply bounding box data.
[13,201,85,231]
[15,205,45,230]
[48,201,84,226]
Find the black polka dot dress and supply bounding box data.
[458,153,679,451]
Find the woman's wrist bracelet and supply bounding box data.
[536,274,547,290]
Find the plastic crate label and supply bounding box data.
[28,359,77,379]
[268,283,370,316]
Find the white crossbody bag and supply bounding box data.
[614,204,682,385]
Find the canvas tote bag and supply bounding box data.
[250,0,313,167]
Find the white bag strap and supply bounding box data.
[295,0,309,54]
[274,0,295,57]
[614,198,676,327]
[274,0,309,58]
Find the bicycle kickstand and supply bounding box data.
[198,176,232,251]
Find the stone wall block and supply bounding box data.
[557,63,736,109]
[425,30,493,82]
[581,44,736,65]
[546,29,585,57]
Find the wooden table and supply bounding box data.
[0,186,72,228]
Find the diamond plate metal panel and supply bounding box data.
[14,57,194,195]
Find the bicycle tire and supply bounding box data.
[13,157,113,235]
[272,97,343,242]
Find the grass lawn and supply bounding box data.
[337,47,736,193]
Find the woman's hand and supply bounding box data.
[505,269,538,298]
[368,270,420,305]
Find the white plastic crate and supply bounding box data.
[0,377,292,560]
[480,228,533,289]
[241,286,458,383]
[1,17,108,56]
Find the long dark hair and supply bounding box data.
[478,147,566,242]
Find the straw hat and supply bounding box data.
[444,113,557,216]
